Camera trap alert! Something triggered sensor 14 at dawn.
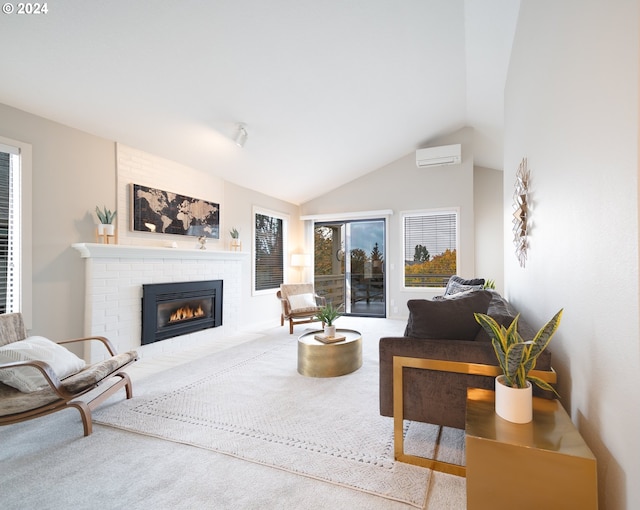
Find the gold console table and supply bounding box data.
[466,388,598,510]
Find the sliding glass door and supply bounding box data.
[313,219,385,317]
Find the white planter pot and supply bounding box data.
[98,223,115,236]
[495,375,532,424]
[324,325,336,338]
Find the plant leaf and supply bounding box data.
[475,313,507,352]
[505,313,520,342]
[528,375,560,397]
[490,337,508,378]
[504,342,527,385]
[523,309,563,374]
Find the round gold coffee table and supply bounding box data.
[297,328,363,377]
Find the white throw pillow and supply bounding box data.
[0,336,86,392]
[288,293,318,312]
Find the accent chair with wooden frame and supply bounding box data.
[0,312,138,436]
[277,283,326,334]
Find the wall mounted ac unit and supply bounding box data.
[415,144,461,168]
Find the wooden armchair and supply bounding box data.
[277,283,326,334]
[0,313,138,436]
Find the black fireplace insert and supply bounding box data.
[141,280,223,345]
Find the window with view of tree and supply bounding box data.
[0,144,21,313]
[403,210,457,288]
[254,210,287,293]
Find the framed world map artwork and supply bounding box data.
[131,184,220,238]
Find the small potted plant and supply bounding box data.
[474,309,562,423]
[95,205,117,236]
[316,302,342,338]
[229,227,241,250]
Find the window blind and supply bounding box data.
[255,213,284,292]
[404,213,457,260]
[0,147,20,313]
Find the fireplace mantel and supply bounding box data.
[72,243,248,261]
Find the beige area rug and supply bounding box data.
[94,328,465,508]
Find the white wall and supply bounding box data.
[301,127,489,318]
[474,166,504,294]
[223,180,303,329]
[116,143,226,250]
[505,2,639,508]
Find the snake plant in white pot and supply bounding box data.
[474,309,563,423]
[95,205,117,236]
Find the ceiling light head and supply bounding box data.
[234,123,248,148]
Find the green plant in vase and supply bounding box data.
[95,205,116,225]
[229,227,241,250]
[474,309,562,392]
[316,302,342,337]
[95,205,117,237]
[474,309,563,423]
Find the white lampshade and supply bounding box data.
[291,254,311,267]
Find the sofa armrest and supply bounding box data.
[379,336,553,429]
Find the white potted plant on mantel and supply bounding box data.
[229,227,241,251]
[95,205,117,236]
[474,309,562,424]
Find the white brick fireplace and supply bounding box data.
[72,243,247,363]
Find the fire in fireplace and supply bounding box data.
[141,280,223,345]
[169,304,205,322]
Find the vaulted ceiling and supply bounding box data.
[0,0,519,204]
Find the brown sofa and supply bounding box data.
[379,290,554,430]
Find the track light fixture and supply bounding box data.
[234,123,248,148]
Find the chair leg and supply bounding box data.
[289,319,294,334]
[122,372,134,399]
[281,314,284,327]
[68,400,92,436]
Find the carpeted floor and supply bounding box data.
[1,317,466,509]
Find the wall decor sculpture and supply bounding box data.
[131,184,220,238]
[512,158,529,267]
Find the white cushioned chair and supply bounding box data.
[277,283,326,334]
[0,313,137,436]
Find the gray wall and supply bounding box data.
[0,103,115,343]
[474,166,504,293]
[505,1,639,508]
